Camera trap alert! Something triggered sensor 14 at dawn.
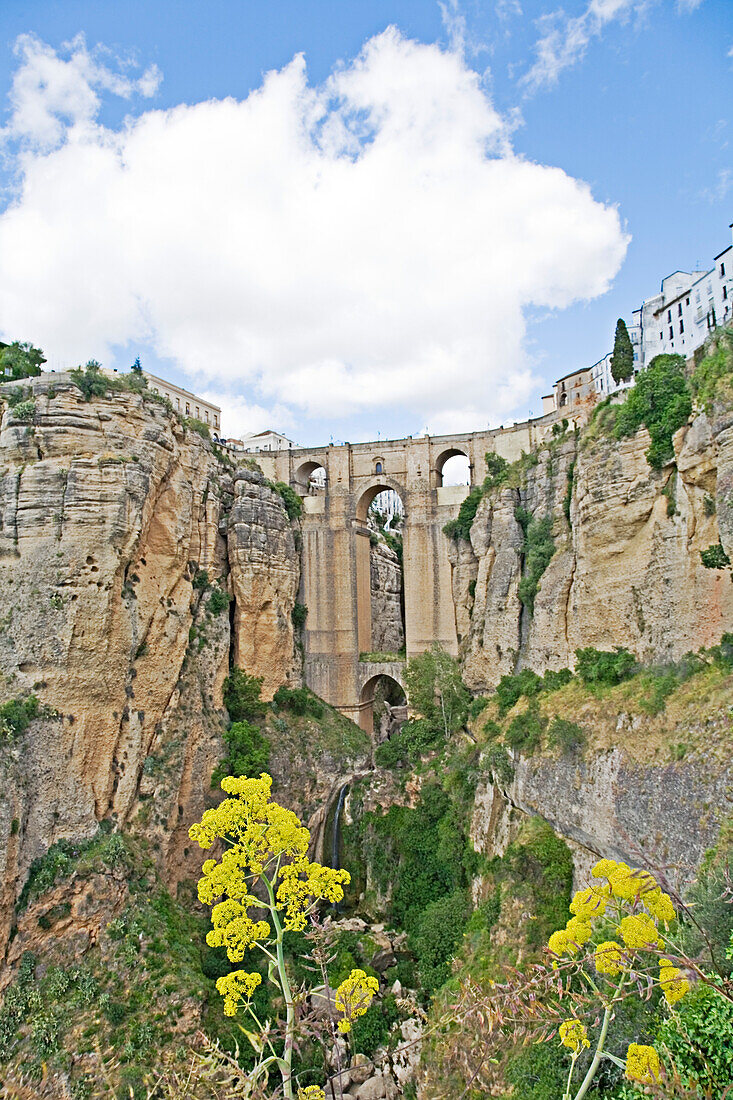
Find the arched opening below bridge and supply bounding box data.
[294,460,327,494]
[360,673,407,738]
[355,482,406,658]
[435,448,471,487]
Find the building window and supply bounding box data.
[185,403,190,415]
[667,309,671,323]
[724,286,728,300]
[678,303,683,316]
[679,320,684,334]
[195,406,199,418]
[721,263,726,277]
[669,326,674,340]
[686,297,690,306]
[205,411,210,423]
[375,461,383,474]
[659,332,663,341]
[214,415,219,428]
[176,397,180,409]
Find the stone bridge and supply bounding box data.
[259,417,556,730]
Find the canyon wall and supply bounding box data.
[456,405,733,691]
[0,375,301,953]
[370,539,404,653]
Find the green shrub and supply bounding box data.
[212,720,270,785]
[655,984,733,1096]
[208,586,230,614]
[184,417,211,440]
[222,668,266,721]
[272,481,303,521]
[516,513,555,616]
[701,542,731,569]
[495,668,543,715]
[542,667,573,693]
[505,1040,569,1100]
[614,353,692,468]
[192,568,210,590]
[574,646,636,686]
[70,361,109,401]
[443,486,483,541]
[483,452,509,493]
[563,460,575,523]
[483,744,514,785]
[272,685,324,718]
[351,993,400,1059]
[690,326,733,412]
[411,889,469,992]
[404,646,469,738]
[505,705,546,755]
[0,695,41,741]
[466,696,489,720]
[375,717,444,767]
[292,601,308,630]
[547,716,585,753]
[11,398,36,422]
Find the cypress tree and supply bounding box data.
[610,318,634,383]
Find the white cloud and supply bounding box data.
[1,33,160,151]
[522,0,643,91]
[0,27,629,433]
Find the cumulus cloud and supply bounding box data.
[0,27,629,434]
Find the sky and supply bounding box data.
[0,0,730,446]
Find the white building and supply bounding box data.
[142,371,221,431]
[238,430,297,453]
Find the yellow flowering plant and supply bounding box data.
[544,857,692,1099]
[189,772,352,1100]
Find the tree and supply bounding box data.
[0,341,46,381]
[610,319,634,384]
[404,645,470,739]
[131,356,143,374]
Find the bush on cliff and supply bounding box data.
[0,340,45,381]
[614,353,692,468]
[222,668,266,721]
[690,325,733,412]
[574,645,636,686]
[211,719,270,784]
[443,485,483,541]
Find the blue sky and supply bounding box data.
[0,0,730,444]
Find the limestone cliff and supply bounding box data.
[0,374,300,954]
[370,539,404,653]
[457,406,733,691]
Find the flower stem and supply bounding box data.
[264,873,295,1100]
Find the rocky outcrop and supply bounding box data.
[370,540,404,653]
[0,375,301,952]
[460,412,733,690]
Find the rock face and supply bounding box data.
[370,540,404,653]
[460,411,733,690]
[0,375,301,954]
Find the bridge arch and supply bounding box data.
[294,458,327,492]
[355,477,407,522]
[435,446,471,487]
[358,669,407,736]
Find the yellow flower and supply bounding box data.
[565,916,592,947]
[335,969,379,1033]
[625,1043,661,1084]
[558,1020,590,1053]
[298,1089,326,1100]
[591,858,619,880]
[569,884,610,921]
[608,863,655,902]
[618,913,663,951]
[548,929,571,956]
[659,959,689,1006]
[644,888,676,923]
[594,941,626,975]
[215,969,262,1016]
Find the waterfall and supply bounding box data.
[331,784,349,871]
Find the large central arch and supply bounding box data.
[354,480,407,658]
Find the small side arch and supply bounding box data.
[359,672,407,737]
[294,459,327,492]
[435,447,471,487]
